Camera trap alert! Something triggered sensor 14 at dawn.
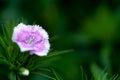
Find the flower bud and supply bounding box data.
[19,67,29,76]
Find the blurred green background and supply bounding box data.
[0,0,120,80]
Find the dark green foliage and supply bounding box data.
[0,23,71,80]
[0,0,120,80]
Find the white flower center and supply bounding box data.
[26,39,33,44]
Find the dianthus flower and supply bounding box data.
[12,23,50,56]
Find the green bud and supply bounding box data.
[19,67,29,76]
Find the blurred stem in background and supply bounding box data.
[100,42,112,76]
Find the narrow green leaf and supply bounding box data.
[31,72,56,80]
[110,74,119,80]
[0,36,7,48]
[80,66,84,80]
[9,71,16,80]
[47,50,74,58]
[0,58,11,66]
[112,74,119,80]
[51,68,63,80]
[117,76,120,80]
[30,67,51,72]
[16,75,21,80]
[37,68,51,72]
[85,73,88,80]
[90,64,108,80]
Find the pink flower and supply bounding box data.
[12,23,50,56]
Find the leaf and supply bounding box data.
[0,58,12,67]
[80,66,88,80]
[31,72,56,80]
[30,66,51,72]
[9,71,16,80]
[0,36,7,48]
[16,75,21,80]
[113,75,118,80]
[51,68,63,80]
[80,66,84,80]
[90,64,108,80]
[110,74,119,80]
[117,76,120,80]
[36,68,51,72]
[47,49,74,58]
